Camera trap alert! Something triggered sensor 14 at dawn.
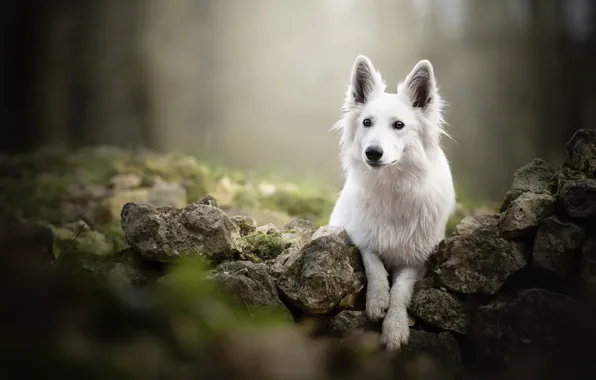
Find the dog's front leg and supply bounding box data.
[361,249,390,321]
[381,266,421,351]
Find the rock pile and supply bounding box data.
[115,129,596,376]
[2,130,596,379]
[408,129,596,368]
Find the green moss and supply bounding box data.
[50,222,113,258]
[98,220,129,252]
[241,231,289,261]
[230,215,257,236]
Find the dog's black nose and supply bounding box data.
[365,146,383,162]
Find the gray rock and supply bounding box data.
[282,219,315,248]
[556,166,588,197]
[409,281,469,334]
[453,214,496,236]
[310,225,346,241]
[401,330,462,373]
[109,249,161,286]
[580,235,596,287]
[268,220,316,277]
[564,129,596,176]
[498,192,556,239]
[500,159,556,211]
[469,289,575,366]
[120,201,242,263]
[277,227,363,314]
[532,216,585,276]
[197,194,218,207]
[434,215,528,295]
[209,261,292,321]
[325,310,376,335]
[257,223,279,234]
[268,248,302,278]
[149,182,187,209]
[230,215,258,236]
[559,178,596,220]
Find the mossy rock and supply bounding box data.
[241,230,290,261]
[50,221,113,259]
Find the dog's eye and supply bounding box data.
[393,121,405,130]
[362,118,372,127]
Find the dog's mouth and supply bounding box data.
[366,160,397,168]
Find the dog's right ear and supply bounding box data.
[348,55,383,105]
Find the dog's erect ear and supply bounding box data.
[350,55,383,105]
[403,60,437,109]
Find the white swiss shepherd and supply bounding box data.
[329,55,456,350]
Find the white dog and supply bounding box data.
[329,55,456,350]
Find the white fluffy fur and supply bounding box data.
[329,56,456,350]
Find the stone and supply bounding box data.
[453,214,495,236]
[564,129,596,176]
[557,166,589,190]
[498,192,555,239]
[324,310,376,335]
[148,182,187,209]
[500,158,556,212]
[469,289,575,366]
[532,216,585,276]
[409,281,469,334]
[109,248,163,286]
[268,248,302,277]
[197,194,219,207]
[277,227,363,314]
[310,225,346,241]
[281,219,315,248]
[223,207,294,229]
[105,188,151,221]
[559,178,596,220]
[257,223,279,234]
[580,235,596,287]
[434,215,528,295]
[230,215,258,236]
[209,261,292,321]
[267,220,316,277]
[401,330,462,373]
[120,201,242,263]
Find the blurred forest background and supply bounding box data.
[1,0,596,201]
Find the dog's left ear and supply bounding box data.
[402,60,437,110]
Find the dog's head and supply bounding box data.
[334,55,446,171]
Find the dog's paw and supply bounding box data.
[380,312,410,351]
[365,287,390,321]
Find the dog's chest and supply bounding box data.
[346,189,440,263]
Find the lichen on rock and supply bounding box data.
[434,214,528,295]
[120,201,242,263]
[277,226,363,314]
[208,260,293,321]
